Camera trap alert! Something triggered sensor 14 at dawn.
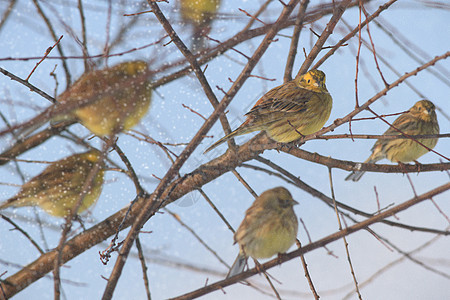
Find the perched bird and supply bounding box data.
[2,60,152,138]
[346,100,440,182]
[204,69,332,153]
[0,150,105,217]
[180,0,221,50]
[56,60,152,136]
[226,187,299,278]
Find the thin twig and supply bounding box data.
[342,231,449,299]
[0,214,45,254]
[241,0,273,32]
[231,169,258,198]
[297,0,352,75]
[26,35,63,81]
[0,67,56,104]
[77,0,90,71]
[198,189,235,233]
[312,0,398,70]
[296,239,319,299]
[328,168,362,299]
[0,0,17,33]
[165,208,229,268]
[31,0,71,86]
[135,237,152,300]
[261,271,282,299]
[284,0,309,82]
[110,141,145,195]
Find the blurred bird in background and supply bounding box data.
[0,149,106,218]
[180,0,221,51]
[1,60,152,138]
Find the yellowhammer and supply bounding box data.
[179,0,221,50]
[226,187,298,278]
[0,150,105,217]
[346,100,440,182]
[3,60,152,138]
[59,60,152,136]
[205,69,333,153]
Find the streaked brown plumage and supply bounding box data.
[0,150,105,217]
[346,100,439,182]
[226,187,298,278]
[2,61,152,138]
[59,60,152,136]
[205,70,332,153]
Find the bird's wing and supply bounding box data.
[19,157,89,196]
[245,84,314,118]
[383,113,415,136]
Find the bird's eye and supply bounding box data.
[307,79,311,83]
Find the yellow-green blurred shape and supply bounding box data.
[205,70,333,153]
[0,150,105,217]
[346,100,440,182]
[57,60,152,136]
[180,0,221,49]
[226,187,298,278]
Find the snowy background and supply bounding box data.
[0,0,449,299]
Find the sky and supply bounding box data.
[0,0,449,299]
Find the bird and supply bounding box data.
[2,60,152,138]
[56,60,152,136]
[204,69,332,153]
[0,149,106,218]
[346,100,440,182]
[179,0,221,51]
[226,187,299,278]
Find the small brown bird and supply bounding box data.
[57,60,152,136]
[0,150,105,217]
[346,100,440,181]
[205,70,332,153]
[226,187,299,278]
[1,61,152,138]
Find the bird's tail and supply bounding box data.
[345,156,379,182]
[226,253,247,279]
[204,128,243,154]
[0,196,21,210]
[0,201,10,211]
[0,104,73,139]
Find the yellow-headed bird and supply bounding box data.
[205,70,333,153]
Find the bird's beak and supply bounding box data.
[292,199,299,205]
